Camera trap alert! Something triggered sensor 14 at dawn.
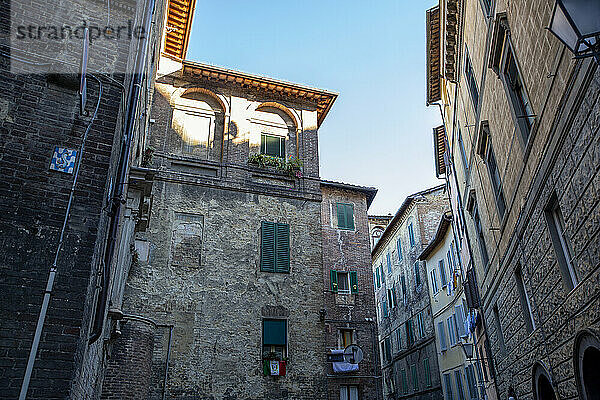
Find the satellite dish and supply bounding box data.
[343,344,363,364]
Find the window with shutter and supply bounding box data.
[447,316,457,346]
[444,373,454,400]
[336,203,354,230]
[401,369,409,394]
[411,364,419,391]
[331,270,338,293]
[263,319,287,360]
[397,238,403,261]
[438,321,447,351]
[455,305,467,337]
[439,259,448,287]
[430,269,439,293]
[408,223,416,247]
[261,222,290,273]
[455,370,466,400]
[349,271,358,294]
[414,262,421,286]
[424,358,432,387]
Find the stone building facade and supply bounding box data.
[0,0,165,397]
[418,213,483,400]
[426,0,600,399]
[371,185,446,400]
[321,181,381,400]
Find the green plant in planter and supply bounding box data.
[141,146,155,167]
[248,154,303,178]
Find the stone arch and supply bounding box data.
[532,362,557,400]
[574,329,600,400]
[255,101,299,129]
[179,87,227,114]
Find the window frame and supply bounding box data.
[438,321,447,352]
[514,264,535,333]
[545,193,577,292]
[408,222,416,247]
[260,133,285,158]
[464,46,479,112]
[262,318,288,360]
[444,373,454,400]
[430,268,439,293]
[339,328,355,349]
[479,122,507,220]
[339,385,359,400]
[260,221,290,273]
[439,258,448,287]
[396,238,403,261]
[336,202,355,230]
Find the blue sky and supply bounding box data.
[187,0,441,214]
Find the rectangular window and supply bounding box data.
[408,222,416,247]
[397,238,403,261]
[464,47,479,110]
[457,125,469,175]
[471,199,490,268]
[502,43,534,144]
[414,262,421,286]
[261,222,290,273]
[261,133,285,158]
[385,336,392,362]
[447,316,457,346]
[437,321,447,351]
[423,358,432,387]
[401,369,409,394]
[263,319,287,359]
[430,269,439,293]
[439,259,448,287]
[444,373,454,400]
[336,203,355,230]
[514,265,535,333]
[330,270,358,294]
[479,123,506,219]
[386,252,392,274]
[406,319,415,346]
[395,327,402,350]
[387,288,396,309]
[411,364,419,391]
[340,329,354,348]
[339,385,358,400]
[401,275,407,297]
[465,365,478,400]
[545,193,577,292]
[455,304,467,337]
[417,312,425,338]
[493,304,506,354]
[382,299,388,318]
[455,370,466,400]
[376,267,381,289]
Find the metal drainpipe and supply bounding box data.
[89,0,156,343]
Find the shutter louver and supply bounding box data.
[261,221,276,272]
[275,223,290,273]
[350,271,358,293]
[337,203,346,229]
[346,204,354,230]
[331,270,338,293]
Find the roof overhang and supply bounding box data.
[320,180,378,209]
[163,0,197,60]
[426,5,442,105]
[181,61,338,128]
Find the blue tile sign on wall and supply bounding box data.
[49,147,78,174]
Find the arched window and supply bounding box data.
[532,363,557,400]
[172,89,225,161]
[574,330,600,400]
[371,227,384,248]
[253,103,297,159]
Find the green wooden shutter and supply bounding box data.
[336,203,346,229]
[275,223,290,273]
[350,271,358,293]
[330,270,338,293]
[261,221,275,272]
[345,204,354,230]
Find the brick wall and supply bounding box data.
[321,184,381,400]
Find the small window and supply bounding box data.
[493,304,506,354]
[545,193,577,292]
[439,259,448,287]
[464,47,479,111]
[386,252,392,274]
[263,319,287,360]
[401,369,409,394]
[480,123,506,219]
[408,222,416,247]
[438,321,447,351]
[430,269,439,293]
[444,373,454,400]
[395,327,402,350]
[331,270,358,294]
[414,262,421,286]
[406,319,415,346]
[260,222,290,273]
[514,264,535,333]
[339,385,358,400]
[382,299,388,317]
[455,304,467,338]
[447,316,457,346]
[455,370,466,400]
[411,364,419,391]
[387,287,396,309]
[396,238,403,261]
[417,312,426,338]
[401,275,407,298]
[336,203,355,230]
[375,267,381,289]
[471,198,490,268]
[465,365,478,400]
[457,125,469,175]
[502,45,534,144]
[261,133,285,158]
[340,329,354,348]
[423,358,432,387]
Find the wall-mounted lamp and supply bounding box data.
[461,342,474,359]
[548,0,600,63]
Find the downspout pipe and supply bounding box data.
[89,0,156,343]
